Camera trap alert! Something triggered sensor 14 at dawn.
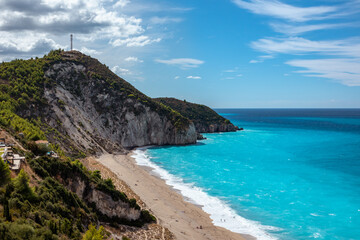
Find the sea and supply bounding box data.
[132,109,360,240]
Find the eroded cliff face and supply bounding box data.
[195,123,239,133]
[65,176,140,221]
[43,59,196,154]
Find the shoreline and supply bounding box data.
[94,152,253,240]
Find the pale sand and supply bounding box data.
[95,153,253,240]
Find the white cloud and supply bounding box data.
[232,0,360,87]
[286,58,360,86]
[249,55,274,63]
[0,0,163,60]
[124,56,143,62]
[251,37,360,58]
[112,36,161,47]
[260,55,274,59]
[0,1,144,39]
[118,2,193,14]
[0,32,63,60]
[250,36,360,86]
[187,76,201,79]
[150,16,183,24]
[170,7,194,12]
[155,58,204,68]
[251,37,360,85]
[270,22,351,35]
[174,76,180,79]
[111,66,131,75]
[232,0,337,22]
[113,0,130,8]
[80,47,101,55]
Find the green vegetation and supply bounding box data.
[82,224,106,240]
[155,97,236,132]
[0,110,45,141]
[28,155,156,227]
[0,49,89,157]
[0,160,96,240]
[0,50,65,142]
[0,157,11,187]
[29,157,131,204]
[0,147,155,239]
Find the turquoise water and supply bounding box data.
[134,109,360,240]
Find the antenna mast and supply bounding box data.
[70,34,73,51]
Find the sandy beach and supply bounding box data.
[89,153,252,240]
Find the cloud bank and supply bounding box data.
[0,0,162,60]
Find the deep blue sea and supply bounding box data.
[133,109,360,240]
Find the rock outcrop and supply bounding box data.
[64,176,140,221]
[154,98,240,133]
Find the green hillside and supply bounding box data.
[154,98,239,133]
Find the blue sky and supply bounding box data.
[0,0,359,108]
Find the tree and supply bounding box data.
[3,200,11,221]
[2,184,13,221]
[0,157,11,187]
[13,169,35,201]
[82,224,105,240]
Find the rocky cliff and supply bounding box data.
[65,175,140,221]
[0,50,196,155]
[154,98,240,133]
[42,52,196,152]
[29,155,153,227]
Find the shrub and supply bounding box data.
[140,210,156,223]
[82,224,105,240]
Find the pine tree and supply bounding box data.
[3,199,11,221]
[0,157,11,187]
[14,169,35,201]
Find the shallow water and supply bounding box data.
[135,109,360,240]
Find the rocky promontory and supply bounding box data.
[154,98,240,133]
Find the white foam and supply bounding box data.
[132,148,280,240]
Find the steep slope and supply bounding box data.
[0,130,155,240]
[154,98,240,133]
[0,50,196,156]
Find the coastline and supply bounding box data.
[93,152,253,240]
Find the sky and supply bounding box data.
[0,0,360,108]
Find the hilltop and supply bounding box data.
[154,98,240,133]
